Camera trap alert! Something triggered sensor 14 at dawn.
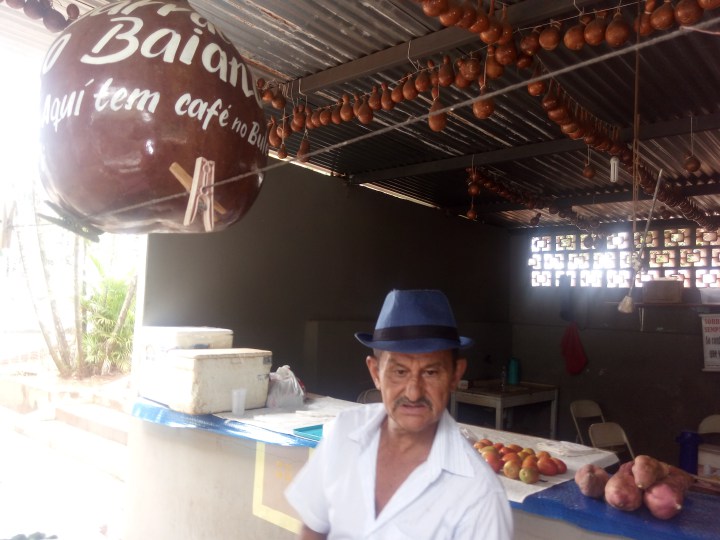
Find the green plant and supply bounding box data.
[82,274,136,375]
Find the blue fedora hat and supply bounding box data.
[355,289,473,353]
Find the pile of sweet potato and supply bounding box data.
[574,455,694,520]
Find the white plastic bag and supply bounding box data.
[266,365,305,409]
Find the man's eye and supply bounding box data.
[424,370,439,377]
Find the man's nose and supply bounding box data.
[405,373,425,401]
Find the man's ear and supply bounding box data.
[366,355,380,387]
[453,358,467,387]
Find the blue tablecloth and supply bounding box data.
[518,480,719,540]
[131,399,317,447]
[133,400,719,539]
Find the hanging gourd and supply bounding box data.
[520,28,541,56]
[422,0,449,18]
[415,67,431,93]
[368,86,382,110]
[468,0,489,32]
[357,96,374,125]
[39,0,269,233]
[352,93,362,117]
[496,5,514,45]
[272,90,286,110]
[438,1,463,26]
[539,21,562,50]
[380,82,395,110]
[456,1,478,29]
[605,9,632,48]
[479,0,502,44]
[634,0,656,36]
[340,94,354,121]
[459,54,481,80]
[527,64,546,96]
[675,0,704,25]
[331,100,343,124]
[563,14,587,51]
[267,117,281,148]
[650,0,676,30]
[438,55,455,87]
[495,39,518,66]
[584,10,609,46]
[319,107,332,126]
[403,73,419,100]
[391,78,405,103]
[297,135,310,163]
[484,46,504,79]
[428,87,447,132]
[472,82,495,119]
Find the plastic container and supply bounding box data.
[138,348,272,414]
[508,357,520,385]
[699,288,720,304]
[676,431,703,474]
[699,443,720,479]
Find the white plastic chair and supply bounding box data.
[356,388,382,404]
[589,421,635,460]
[570,400,606,445]
[699,414,720,434]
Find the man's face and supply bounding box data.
[366,350,466,436]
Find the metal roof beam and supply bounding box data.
[292,0,605,95]
[350,112,720,184]
[471,182,720,214]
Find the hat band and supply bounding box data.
[372,325,459,343]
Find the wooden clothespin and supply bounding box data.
[37,201,102,242]
[169,160,227,232]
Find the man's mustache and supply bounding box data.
[393,396,433,410]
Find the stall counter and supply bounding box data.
[125,398,719,540]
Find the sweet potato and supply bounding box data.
[575,464,610,498]
[617,460,634,475]
[643,478,685,520]
[631,455,669,489]
[666,465,695,492]
[605,471,643,511]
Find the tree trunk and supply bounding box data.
[101,274,137,375]
[34,208,75,377]
[16,220,72,378]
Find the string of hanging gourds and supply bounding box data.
[3,0,84,32]
[416,0,719,230]
[260,0,719,229]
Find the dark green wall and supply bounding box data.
[508,231,720,464]
[142,160,718,465]
[142,160,511,402]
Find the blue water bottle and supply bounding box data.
[508,357,520,385]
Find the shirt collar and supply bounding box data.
[349,403,475,478]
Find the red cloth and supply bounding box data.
[561,322,588,375]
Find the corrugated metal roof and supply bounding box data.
[3,0,720,231]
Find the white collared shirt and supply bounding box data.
[285,404,513,539]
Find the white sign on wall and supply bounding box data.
[699,314,720,372]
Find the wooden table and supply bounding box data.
[450,380,559,439]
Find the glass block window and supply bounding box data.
[529,226,720,288]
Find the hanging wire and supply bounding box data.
[690,115,695,156]
[64,16,717,225]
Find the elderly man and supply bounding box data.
[285,289,513,539]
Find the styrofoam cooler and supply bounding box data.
[138,348,272,414]
[132,326,234,392]
[138,326,234,356]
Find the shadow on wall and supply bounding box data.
[303,320,512,402]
